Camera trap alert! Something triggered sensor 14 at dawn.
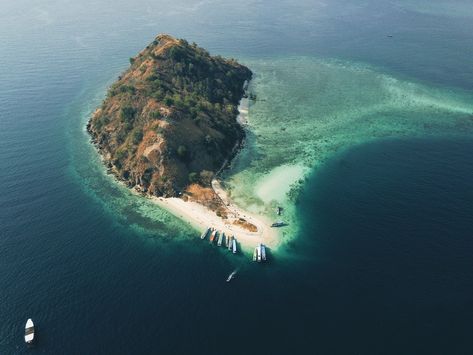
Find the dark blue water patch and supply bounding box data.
[293,137,473,354]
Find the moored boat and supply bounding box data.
[218,232,224,246]
[232,237,237,254]
[257,244,262,262]
[24,319,34,345]
[253,247,258,261]
[227,235,233,250]
[261,244,266,261]
[213,231,219,244]
[200,227,211,240]
[271,220,285,227]
[209,229,217,243]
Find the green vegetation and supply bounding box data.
[177,145,187,160]
[121,106,136,122]
[188,172,199,183]
[132,130,143,145]
[89,34,252,197]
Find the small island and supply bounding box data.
[88,34,278,250]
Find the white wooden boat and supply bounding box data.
[261,244,266,261]
[25,319,34,344]
[200,227,210,240]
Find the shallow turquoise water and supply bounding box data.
[225,57,473,245]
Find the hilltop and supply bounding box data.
[87,34,252,200]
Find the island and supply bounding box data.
[88,34,278,251]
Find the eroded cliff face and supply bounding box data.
[88,34,252,197]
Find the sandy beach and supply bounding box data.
[151,191,279,251]
[149,95,280,252]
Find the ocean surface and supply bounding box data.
[1,0,473,353]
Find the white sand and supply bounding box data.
[255,164,307,203]
[151,191,279,252]
[236,97,249,125]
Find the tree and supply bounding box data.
[132,130,143,144]
[177,145,187,160]
[188,172,199,183]
[121,106,136,122]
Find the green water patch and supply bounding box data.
[65,76,196,245]
[223,56,473,248]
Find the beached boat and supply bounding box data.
[271,220,285,227]
[200,227,211,240]
[218,232,224,246]
[253,247,258,261]
[209,229,217,243]
[261,244,266,261]
[227,235,233,250]
[232,237,237,254]
[24,319,34,344]
[257,244,262,262]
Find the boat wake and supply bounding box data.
[226,268,239,282]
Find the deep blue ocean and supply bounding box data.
[1,0,473,353]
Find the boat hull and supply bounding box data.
[24,319,34,344]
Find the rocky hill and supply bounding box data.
[88,34,252,197]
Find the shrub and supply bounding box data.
[177,145,187,159]
[119,85,135,94]
[188,172,199,183]
[150,111,162,119]
[132,130,143,144]
[164,96,174,106]
[121,106,136,122]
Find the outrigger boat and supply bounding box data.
[232,237,237,254]
[200,227,211,240]
[218,232,224,246]
[261,244,266,261]
[24,319,34,345]
[227,235,233,250]
[271,220,285,227]
[209,229,217,243]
